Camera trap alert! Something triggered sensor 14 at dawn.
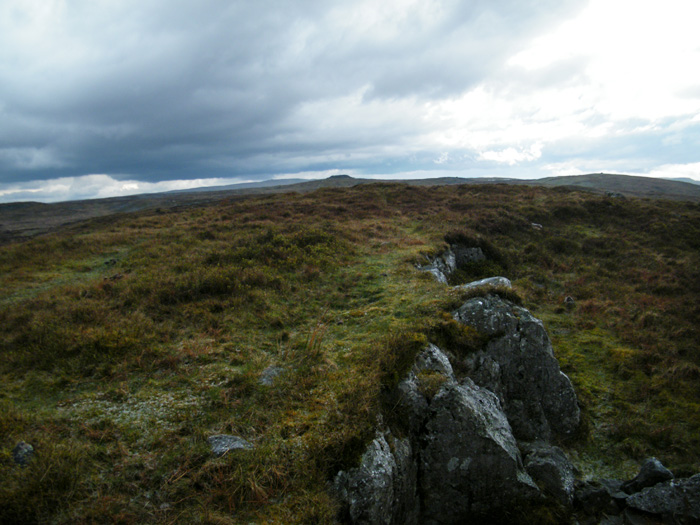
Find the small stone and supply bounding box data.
[259,365,283,386]
[564,296,575,309]
[456,276,512,290]
[207,435,254,457]
[12,441,34,466]
[531,223,543,230]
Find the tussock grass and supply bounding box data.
[1,183,699,521]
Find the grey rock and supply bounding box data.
[392,344,455,436]
[626,474,700,522]
[259,365,283,386]
[453,294,580,441]
[621,457,674,494]
[418,248,456,284]
[420,378,540,523]
[334,431,418,525]
[522,441,576,505]
[12,441,34,466]
[456,276,512,290]
[418,244,487,284]
[606,191,625,199]
[207,434,254,457]
[412,343,455,379]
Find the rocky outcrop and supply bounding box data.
[337,316,576,523]
[453,294,580,441]
[337,263,700,524]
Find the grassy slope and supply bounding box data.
[1,183,699,523]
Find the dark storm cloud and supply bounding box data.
[0,0,588,186]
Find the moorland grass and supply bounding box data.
[1,183,699,522]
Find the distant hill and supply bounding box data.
[672,177,700,186]
[168,178,307,193]
[523,173,700,200]
[2,172,700,244]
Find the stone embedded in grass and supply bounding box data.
[207,434,254,457]
[456,276,512,290]
[259,365,284,386]
[12,441,34,466]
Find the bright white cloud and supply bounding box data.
[479,144,542,165]
[0,174,250,203]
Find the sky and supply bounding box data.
[1,0,700,203]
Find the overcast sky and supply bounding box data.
[2,0,700,202]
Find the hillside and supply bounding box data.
[2,173,698,245]
[527,173,700,200]
[2,182,700,523]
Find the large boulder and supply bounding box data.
[419,378,540,523]
[453,294,580,441]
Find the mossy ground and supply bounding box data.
[1,183,699,522]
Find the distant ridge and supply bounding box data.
[3,172,700,244]
[519,173,700,200]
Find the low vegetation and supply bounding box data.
[1,183,699,522]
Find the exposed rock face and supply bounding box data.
[453,294,580,441]
[339,343,549,524]
[522,441,576,506]
[419,378,539,522]
[626,474,700,523]
[334,431,418,525]
[418,248,456,284]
